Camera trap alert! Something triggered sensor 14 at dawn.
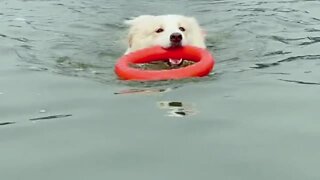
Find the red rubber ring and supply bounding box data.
[115,46,215,81]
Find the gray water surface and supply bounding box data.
[1,0,320,179]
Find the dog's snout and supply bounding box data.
[170,33,182,43]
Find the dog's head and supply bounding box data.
[125,15,206,53]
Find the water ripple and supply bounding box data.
[253,55,320,69]
[263,51,291,56]
[299,37,320,46]
[279,79,320,86]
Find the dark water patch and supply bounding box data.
[252,55,320,69]
[246,8,268,12]
[278,55,320,63]
[279,79,320,86]
[219,57,240,63]
[235,13,259,18]
[29,114,72,121]
[53,3,64,6]
[9,25,22,28]
[67,7,84,14]
[20,44,33,50]
[305,28,320,32]
[311,17,320,21]
[263,51,291,57]
[261,72,291,75]
[0,122,16,126]
[269,35,306,44]
[195,8,214,13]
[252,62,280,69]
[11,37,30,43]
[228,7,269,13]
[299,37,320,46]
[0,33,31,43]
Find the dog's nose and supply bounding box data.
[170,33,182,43]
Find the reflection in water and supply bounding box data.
[114,87,198,117]
[157,101,198,117]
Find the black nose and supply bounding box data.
[170,33,182,43]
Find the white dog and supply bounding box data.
[124,15,206,55]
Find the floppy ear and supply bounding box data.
[187,17,206,37]
[186,17,206,48]
[124,15,155,48]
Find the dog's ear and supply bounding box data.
[185,17,207,48]
[187,17,206,37]
[125,15,155,48]
[124,15,155,26]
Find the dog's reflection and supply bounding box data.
[157,101,198,117]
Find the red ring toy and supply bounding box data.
[115,46,215,81]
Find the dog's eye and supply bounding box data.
[179,27,186,32]
[155,28,164,33]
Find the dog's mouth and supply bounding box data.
[168,58,183,66]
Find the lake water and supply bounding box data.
[1,0,320,179]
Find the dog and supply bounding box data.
[124,15,206,67]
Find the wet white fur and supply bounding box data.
[124,15,206,54]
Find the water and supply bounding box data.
[1,0,320,179]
